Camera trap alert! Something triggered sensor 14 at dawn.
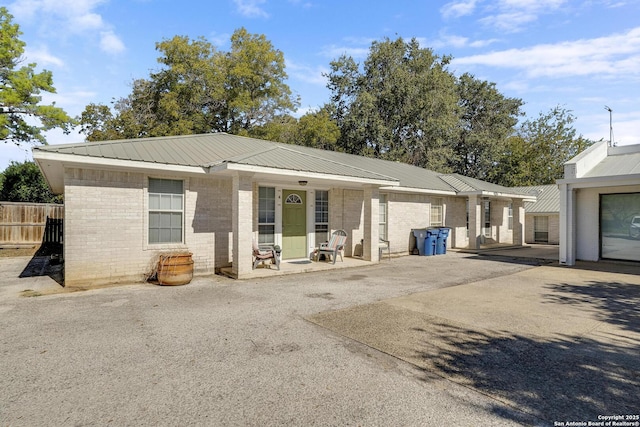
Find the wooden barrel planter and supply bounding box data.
[157,252,193,286]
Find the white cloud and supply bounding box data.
[441,0,478,18]
[24,46,65,67]
[320,44,370,59]
[10,0,107,26]
[40,89,98,116]
[454,27,640,79]
[72,12,104,31]
[478,11,537,32]
[233,0,269,18]
[478,0,568,32]
[9,0,124,54]
[209,32,231,49]
[430,33,499,49]
[319,37,376,60]
[582,109,640,146]
[286,59,328,86]
[100,31,125,55]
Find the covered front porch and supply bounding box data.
[463,193,531,250]
[215,164,399,279]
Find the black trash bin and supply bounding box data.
[412,229,427,256]
[436,227,450,255]
[424,228,438,256]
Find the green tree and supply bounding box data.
[452,73,523,180]
[248,107,340,150]
[487,135,533,186]
[294,108,340,150]
[0,7,73,146]
[326,37,459,172]
[489,106,594,186]
[0,161,61,203]
[249,114,298,143]
[224,28,299,134]
[78,29,299,140]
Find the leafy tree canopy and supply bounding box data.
[489,106,594,186]
[326,37,460,172]
[0,161,61,203]
[248,107,340,151]
[0,7,73,146]
[79,28,299,141]
[451,73,524,181]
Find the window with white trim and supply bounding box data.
[484,200,491,237]
[379,194,388,240]
[534,216,548,243]
[430,198,443,227]
[465,199,469,238]
[315,190,329,244]
[258,187,276,244]
[148,178,184,244]
[508,202,513,230]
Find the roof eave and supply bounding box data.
[33,151,209,175]
[457,190,536,201]
[380,186,456,195]
[209,162,400,187]
[557,173,640,187]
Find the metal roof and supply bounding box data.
[511,184,560,213]
[441,173,530,195]
[33,132,528,197]
[582,150,640,178]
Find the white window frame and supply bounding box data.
[465,199,469,238]
[148,178,184,245]
[484,200,491,238]
[534,216,549,243]
[508,202,513,230]
[379,194,388,240]
[430,198,443,227]
[258,186,276,245]
[315,190,329,244]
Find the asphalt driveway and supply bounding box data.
[1,251,638,426]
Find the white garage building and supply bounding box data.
[559,140,640,265]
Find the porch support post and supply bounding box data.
[559,183,576,265]
[468,195,482,249]
[363,185,380,262]
[232,172,254,278]
[513,199,525,246]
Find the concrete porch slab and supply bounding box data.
[219,256,377,279]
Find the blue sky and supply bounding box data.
[3,0,640,170]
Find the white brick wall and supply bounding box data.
[329,188,364,256]
[386,192,430,254]
[446,197,468,249]
[387,194,471,254]
[63,167,232,287]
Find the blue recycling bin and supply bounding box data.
[436,227,450,255]
[424,228,438,256]
[412,229,427,255]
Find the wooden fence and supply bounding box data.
[0,202,64,247]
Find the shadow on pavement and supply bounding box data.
[544,280,640,333]
[413,278,640,424]
[19,242,64,286]
[413,322,638,425]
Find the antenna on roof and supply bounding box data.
[604,105,615,147]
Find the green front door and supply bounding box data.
[282,190,306,259]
